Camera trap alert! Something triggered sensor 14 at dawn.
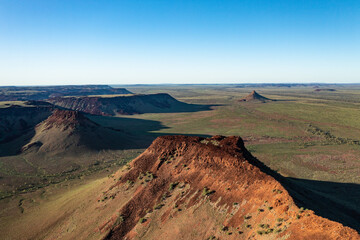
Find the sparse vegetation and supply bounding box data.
[126,180,134,185]
[2,86,360,239]
[307,124,360,146]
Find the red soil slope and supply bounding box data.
[103,135,359,240]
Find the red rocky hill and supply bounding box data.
[99,135,359,240]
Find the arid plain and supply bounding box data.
[0,84,359,239]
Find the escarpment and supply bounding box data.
[48,93,207,116]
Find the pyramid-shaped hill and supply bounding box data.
[48,93,209,116]
[49,135,358,240]
[21,109,135,154]
[239,90,273,102]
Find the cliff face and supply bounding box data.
[99,135,359,240]
[41,109,98,130]
[48,93,199,116]
[0,85,132,101]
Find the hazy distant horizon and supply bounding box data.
[1,1,359,86]
[2,82,360,87]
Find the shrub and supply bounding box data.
[139,217,147,223]
[162,193,168,200]
[169,182,179,191]
[154,204,164,210]
[113,215,125,227]
[202,187,215,196]
[220,225,228,231]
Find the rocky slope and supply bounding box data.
[95,136,359,239]
[48,93,206,116]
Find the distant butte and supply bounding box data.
[239,90,273,102]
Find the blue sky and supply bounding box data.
[0,0,359,85]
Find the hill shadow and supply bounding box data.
[0,129,36,157]
[87,115,211,150]
[283,177,360,233]
[0,114,212,157]
[243,149,360,233]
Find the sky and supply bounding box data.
[0,0,359,86]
